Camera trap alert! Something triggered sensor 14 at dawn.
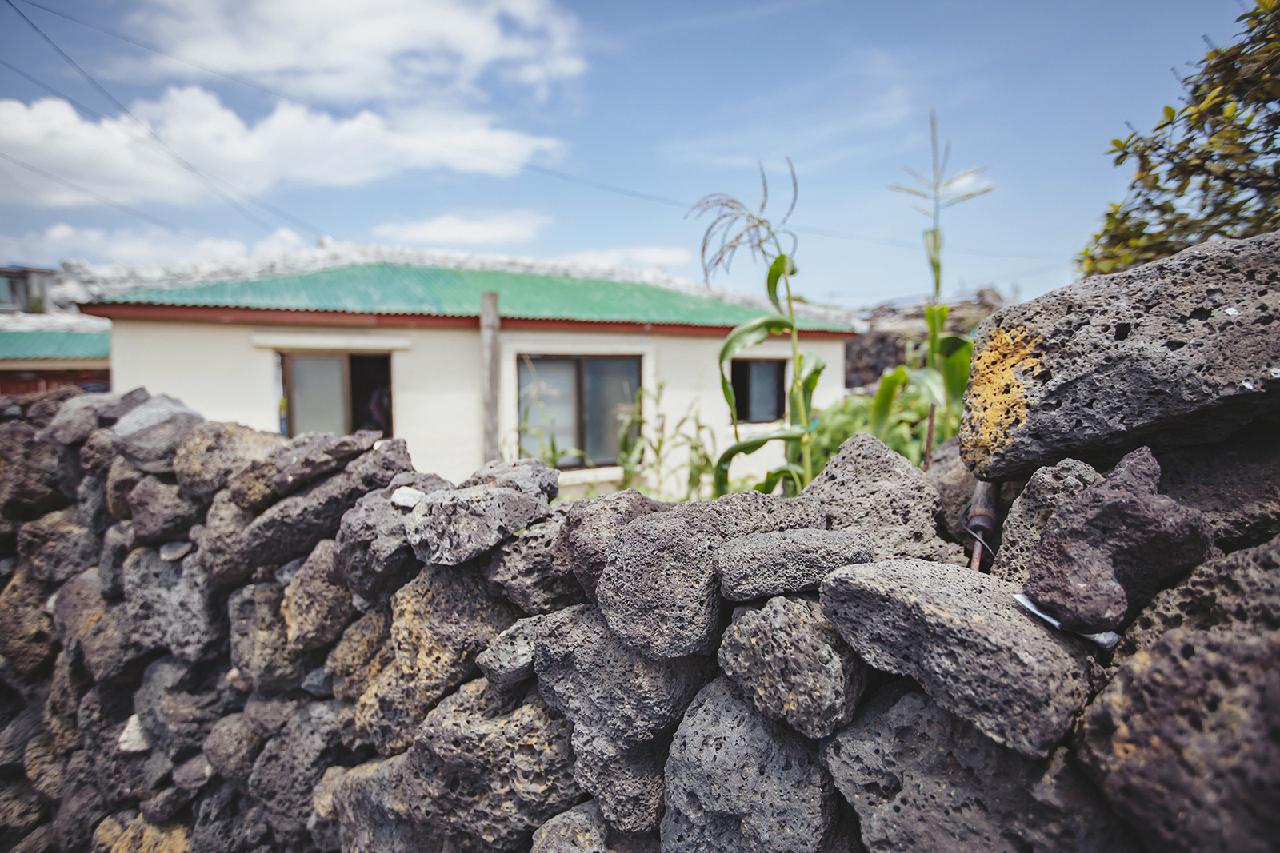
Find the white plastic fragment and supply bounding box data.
[1014,593,1121,650]
[117,714,151,754]
[390,486,426,509]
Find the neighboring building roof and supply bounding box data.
[0,312,111,361]
[84,261,855,333]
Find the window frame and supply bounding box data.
[517,353,642,469]
[278,350,393,437]
[729,357,788,424]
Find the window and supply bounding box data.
[280,352,392,437]
[730,359,786,423]
[518,355,641,467]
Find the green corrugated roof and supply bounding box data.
[94,263,852,331]
[0,330,110,360]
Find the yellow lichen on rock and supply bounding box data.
[92,815,191,853]
[960,326,1044,470]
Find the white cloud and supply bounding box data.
[0,88,560,207]
[555,245,693,271]
[372,211,550,245]
[121,0,585,104]
[0,222,307,267]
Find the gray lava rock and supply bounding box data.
[228,583,308,693]
[821,559,1096,757]
[824,680,1136,852]
[534,605,713,746]
[800,433,964,564]
[238,438,414,572]
[37,392,115,445]
[598,491,827,659]
[202,712,265,787]
[0,420,73,521]
[229,430,379,512]
[173,420,288,503]
[407,484,549,566]
[104,455,143,520]
[0,570,54,676]
[282,539,354,651]
[462,458,559,502]
[924,436,978,541]
[1157,421,1280,551]
[331,755,447,852]
[401,678,582,850]
[486,504,586,614]
[531,801,615,853]
[571,725,666,834]
[563,489,671,601]
[477,614,545,689]
[122,548,222,663]
[111,394,204,474]
[326,610,392,703]
[961,232,1280,479]
[990,458,1102,585]
[718,596,866,739]
[662,678,840,853]
[335,471,451,602]
[354,562,517,753]
[16,508,97,585]
[1078,626,1280,853]
[248,701,349,842]
[192,489,255,586]
[1023,447,1214,632]
[126,476,200,544]
[134,658,238,758]
[1118,534,1279,659]
[717,529,875,601]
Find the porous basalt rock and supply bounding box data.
[1078,626,1280,853]
[534,605,713,746]
[821,559,1096,757]
[325,610,392,703]
[563,489,671,601]
[111,394,204,475]
[532,800,660,853]
[662,678,840,853]
[202,712,264,788]
[281,540,354,652]
[122,548,222,664]
[127,477,200,545]
[485,504,586,614]
[1156,420,1280,551]
[717,529,875,601]
[961,232,1280,479]
[247,701,349,843]
[0,570,55,676]
[173,420,287,503]
[354,563,517,753]
[228,430,379,512]
[335,471,450,602]
[800,433,964,564]
[597,491,827,659]
[570,726,666,835]
[228,584,308,694]
[824,680,1136,852]
[476,614,545,689]
[1023,447,1214,632]
[407,484,550,567]
[17,508,97,585]
[718,596,866,739]
[990,457,1102,585]
[1117,534,1280,659]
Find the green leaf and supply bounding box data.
[907,367,947,409]
[712,427,806,496]
[939,339,973,409]
[870,366,909,438]
[756,463,806,495]
[788,352,827,428]
[1162,105,1176,123]
[718,314,795,438]
[765,254,794,313]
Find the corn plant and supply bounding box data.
[617,383,718,500]
[692,161,827,496]
[875,109,991,466]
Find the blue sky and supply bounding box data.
[0,0,1245,306]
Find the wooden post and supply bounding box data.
[480,291,501,462]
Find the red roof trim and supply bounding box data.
[81,303,853,339]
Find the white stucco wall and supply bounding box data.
[107,319,846,491]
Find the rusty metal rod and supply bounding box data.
[965,480,1000,571]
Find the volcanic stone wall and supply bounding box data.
[0,233,1278,852]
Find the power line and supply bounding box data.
[5,0,1061,264]
[0,148,175,230]
[14,0,293,102]
[2,0,324,239]
[0,56,327,241]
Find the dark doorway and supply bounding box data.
[350,354,392,435]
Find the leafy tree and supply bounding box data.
[1078,0,1279,274]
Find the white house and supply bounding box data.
[79,251,853,493]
